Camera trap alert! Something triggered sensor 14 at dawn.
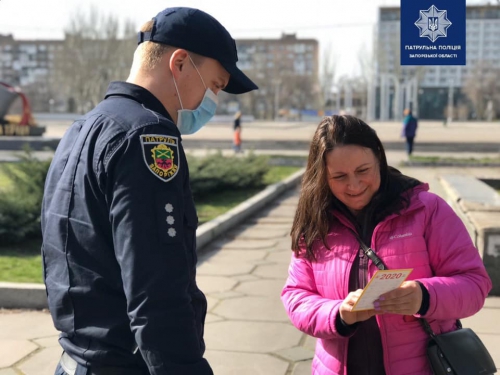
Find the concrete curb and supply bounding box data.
[402,162,500,167]
[0,169,305,309]
[439,175,478,243]
[439,175,500,249]
[439,175,500,295]
[0,282,47,309]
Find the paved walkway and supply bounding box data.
[1,164,500,374]
[37,118,500,144]
[3,120,500,155]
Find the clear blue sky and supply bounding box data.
[0,0,487,78]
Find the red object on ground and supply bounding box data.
[0,81,33,126]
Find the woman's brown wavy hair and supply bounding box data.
[291,115,390,261]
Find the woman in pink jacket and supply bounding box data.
[281,115,492,375]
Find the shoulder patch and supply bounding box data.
[140,134,180,182]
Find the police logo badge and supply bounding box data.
[140,134,180,182]
[414,5,452,43]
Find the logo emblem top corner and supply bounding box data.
[414,4,452,43]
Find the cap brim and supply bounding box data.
[221,62,258,94]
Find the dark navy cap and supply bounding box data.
[137,7,258,94]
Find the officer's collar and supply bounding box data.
[104,81,173,122]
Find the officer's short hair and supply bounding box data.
[138,20,205,70]
[138,20,171,70]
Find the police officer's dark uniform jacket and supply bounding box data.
[42,81,212,374]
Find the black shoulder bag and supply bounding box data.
[350,230,497,375]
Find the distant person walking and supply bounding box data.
[402,108,418,157]
[233,111,242,153]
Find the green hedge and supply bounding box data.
[188,152,270,199]
[0,150,51,244]
[0,151,270,245]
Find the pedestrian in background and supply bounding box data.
[281,115,491,374]
[402,108,418,157]
[42,6,257,375]
[233,110,242,153]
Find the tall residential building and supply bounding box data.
[0,34,64,112]
[232,33,320,119]
[373,4,500,120]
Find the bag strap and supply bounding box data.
[421,315,462,337]
[348,229,387,270]
[421,318,436,338]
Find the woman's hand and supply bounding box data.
[339,289,380,325]
[375,281,423,315]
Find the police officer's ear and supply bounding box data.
[169,49,190,79]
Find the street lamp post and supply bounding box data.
[336,85,341,113]
[345,83,353,114]
[273,79,281,120]
[447,79,454,125]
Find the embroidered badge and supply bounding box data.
[140,135,180,182]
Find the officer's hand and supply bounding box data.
[374,281,423,315]
[339,289,381,325]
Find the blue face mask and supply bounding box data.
[173,56,218,135]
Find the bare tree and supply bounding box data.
[245,66,276,119]
[319,44,337,111]
[355,43,373,118]
[223,40,321,120]
[52,7,136,113]
[280,74,318,113]
[462,60,500,120]
[357,43,372,87]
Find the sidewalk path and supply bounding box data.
[1,166,499,374]
[3,120,500,154]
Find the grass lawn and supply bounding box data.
[263,165,300,185]
[0,165,301,283]
[0,239,43,284]
[196,188,261,224]
[196,164,300,223]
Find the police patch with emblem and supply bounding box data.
[140,134,180,182]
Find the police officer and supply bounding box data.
[41,7,257,375]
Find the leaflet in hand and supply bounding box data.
[352,269,413,312]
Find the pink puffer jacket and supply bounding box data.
[281,184,492,375]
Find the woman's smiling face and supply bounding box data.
[325,145,381,215]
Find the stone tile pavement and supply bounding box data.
[198,190,315,374]
[1,167,500,374]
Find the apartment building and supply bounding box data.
[232,33,320,119]
[0,34,64,112]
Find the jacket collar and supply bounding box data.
[104,81,173,122]
[331,182,429,230]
